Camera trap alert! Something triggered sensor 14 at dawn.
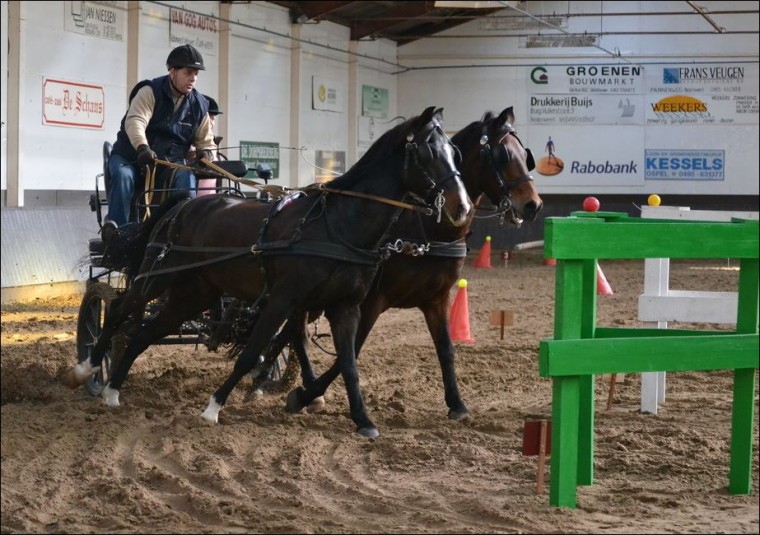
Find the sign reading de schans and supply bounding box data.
[43,78,105,129]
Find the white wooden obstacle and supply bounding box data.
[637,205,759,414]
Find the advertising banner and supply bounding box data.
[43,78,105,129]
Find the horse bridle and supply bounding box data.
[403,120,463,223]
[480,123,536,222]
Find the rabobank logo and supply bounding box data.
[530,66,548,84]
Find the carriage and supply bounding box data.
[75,141,299,398]
[69,106,542,438]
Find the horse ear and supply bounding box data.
[421,106,437,122]
[497,106,515,126]
[433,107,444,119]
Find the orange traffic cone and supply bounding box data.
[597,264,613,295]
[473,235,492,268]
[449,279,475,343]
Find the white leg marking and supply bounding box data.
[201,396,222,424]
[102,384,120,407]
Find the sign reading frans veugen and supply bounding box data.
[43,78,105,129]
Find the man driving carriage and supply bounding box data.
[103,44,216,237]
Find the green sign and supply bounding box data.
[240,141,279,179]
[362,85,389,119]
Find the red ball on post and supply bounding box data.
[583,196,600,212]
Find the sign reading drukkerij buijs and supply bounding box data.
[43,78,105,129]
[240,141,279,179]
[170,7,218,56]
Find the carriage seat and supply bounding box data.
[103,141,112,192]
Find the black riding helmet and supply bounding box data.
[204,95,223,116]
[166,44,205,71]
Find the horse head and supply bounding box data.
[453,107,543,227]
[398,106,472,228]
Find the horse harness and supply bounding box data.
[135,130,466,283]
[479,123,536,225]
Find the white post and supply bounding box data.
[637,206,758,415]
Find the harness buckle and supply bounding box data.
[434,191,445,223]
[156,242,172,261]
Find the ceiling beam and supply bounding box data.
[350,2,435,40]
[292,1,358,21]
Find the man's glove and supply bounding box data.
[197,149,215,163]
[136,144,157,168]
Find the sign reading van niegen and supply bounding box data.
[64,1,125,41]
[43,78,105,129]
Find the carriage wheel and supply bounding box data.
[76,282,119,397]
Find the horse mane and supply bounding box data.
[326,115,416,191]
[451,111,496,146]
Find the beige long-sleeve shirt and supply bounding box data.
[124,84,215,153]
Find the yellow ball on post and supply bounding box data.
[648,194,661,207]
[458,279,467,289]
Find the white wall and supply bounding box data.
[1,1,757,204]
[397,0,759,197]
[1,1,8,193]
[0,1,399,204]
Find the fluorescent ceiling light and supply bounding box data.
[434,1,517,8]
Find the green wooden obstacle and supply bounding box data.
[539,211,759,509]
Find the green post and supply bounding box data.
[540,213,758,509]
[729,257,760,493]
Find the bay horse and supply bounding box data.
[250,107,542,429]
[65,106,472,439]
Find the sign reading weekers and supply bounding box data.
[42,78,104,129]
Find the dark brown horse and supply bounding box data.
[65,106,472,439]
[251,107,542,428]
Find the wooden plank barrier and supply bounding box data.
[538,211,758,509]
[637,205,759,414]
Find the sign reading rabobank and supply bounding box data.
[645,149,724,180]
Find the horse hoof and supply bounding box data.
[201,396,221,424]
[285,388,306,414]
[305,396,326,414]
[243,388,264,403]
[357,426,380,440]
[448,409,471,422]
[102,385,120,407]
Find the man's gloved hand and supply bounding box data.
[197,149,215,163]
[136,144,157,168]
